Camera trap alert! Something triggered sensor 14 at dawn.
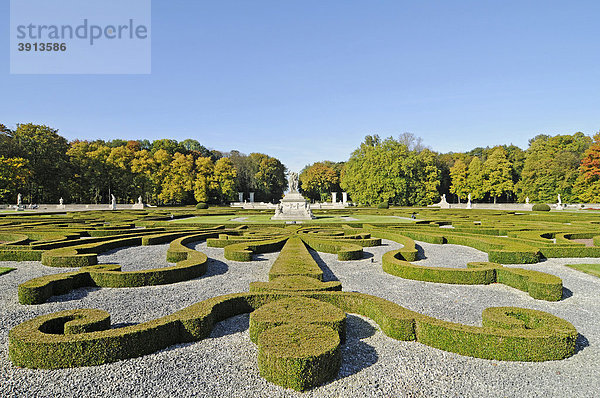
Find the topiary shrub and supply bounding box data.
[195,202,208,209]
[377,202,389,209]
[532,203,551,212]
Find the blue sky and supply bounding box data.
[2,0,599,172]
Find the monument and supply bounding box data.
[132,196,145,209]
[109,194,117,210]
[466,193,472,209]
[556,194,563,210]
[15,193,24,211]
[57,197,66,210]
[271,172,315,220]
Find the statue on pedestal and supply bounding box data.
[288,172,299,193]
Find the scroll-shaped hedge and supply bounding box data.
[223,237,288,261]
[40,230,207,268]
[18,233,216,304]
[9,291,577,372]
[299,235,364,260]
[382,250,563,301]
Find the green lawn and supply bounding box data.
[171,214,416,224]
[565,264,600,278]
[0,267,15,276]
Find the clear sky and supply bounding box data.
[2,0,599,172]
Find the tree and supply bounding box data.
[449,159,469,203]
[573,132,600,202]
[193,157,215,203]
[250,153,287,202]
[518,133,591,202]
[483,147,514,204]
[10,124,70,203]
[214,157,237,203]
[159,153,194,204]
[466,157,485,200]
[340,135,439,205]
[299,162,339,202]
[0,156,30,202]
[412,149,440,205]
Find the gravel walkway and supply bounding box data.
[0,239,599,397]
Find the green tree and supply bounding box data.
[518,133,591,202]
[449,159,469,203]
[466,157,485,200]
[483,147,514,204]
[10,124,70,203]
[413,149,440,205]
[250,153,287,202]
[340,135,438,205]
[299,162,339,202]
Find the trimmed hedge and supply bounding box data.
[18,232,218,304]
[532,204,551,211]
[300,235,363,260]
[195,203,208,209]
[268,237,324,281]
[9,291,577,372]
[224,237,288,261]
[382,251,563,301]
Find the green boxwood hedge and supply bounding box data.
[9,291,577,372]
[382,251,563,301]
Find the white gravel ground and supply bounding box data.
[1,239,599,397]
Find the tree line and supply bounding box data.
[299,131,600,205]
[0,123,286,205]
[2,122,600,206]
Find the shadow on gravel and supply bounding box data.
[415,243,427,260]
[575,334,590,355]
[210,314,250,338]
[307,249,340,282]
[562,287,573,299]
[112,322,136,328]
[203,258,228,278]
[337,314,378,379]
[47,287,101,303]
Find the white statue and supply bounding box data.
[17,193,22,206]
[111,194,116,206]
[466,193,472,209]
[59,197,64,205]
[137,196,143,204]
[441,194,447,203]
[288,172,299,193]
[557,194,562,205]
[526,197,530,204]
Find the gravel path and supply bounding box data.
[1,239,599,397]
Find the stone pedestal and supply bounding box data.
[56,205,66,210]
[271,192,315,220]
[132,203,145,209]
[342,192,347,204]
[332,192,337,204]
[238,192,244,203]
[250,192,255,203]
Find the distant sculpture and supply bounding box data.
[557,194,562,205]
[288,172,299,193]
[59,197,63,205]
[137,196,143,204]
[441,194,446,202]
[17,193,22,206]
[526,197,530,204]
[111,195,116,206]
[466,193,472,209]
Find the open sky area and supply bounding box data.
[1,0,599,172]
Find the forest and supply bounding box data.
[1,123,599,206]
